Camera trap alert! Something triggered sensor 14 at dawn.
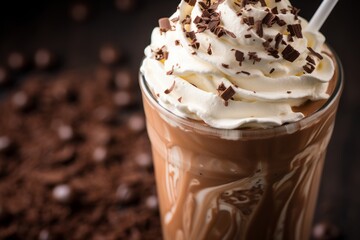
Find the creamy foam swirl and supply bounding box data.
[140,0,335,129]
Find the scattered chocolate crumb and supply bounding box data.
[308,47,324,60]
[158,18,172,32]
[270,68,275,74]
[164,81,176,94]
[225,30,237,38]
[282,45,300,62]
[289,6,300,20]
[154,46,169,61]
[280,8,287,14]
[175,40,180,46]
[287,34,294,42]
[177,97,182,103]
[220,86,236,101]
[275,0,282,2]
[259,0,267,7]
[245,34,252,38]
[243,17,255,26]
[287,91,292,94]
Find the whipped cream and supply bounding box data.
[140,0,335,129]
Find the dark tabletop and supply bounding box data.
[0,0,359,239]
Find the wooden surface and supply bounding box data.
[0,0,359,239]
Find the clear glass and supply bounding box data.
[140,51,343,240]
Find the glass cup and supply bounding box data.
[139,51,343,240]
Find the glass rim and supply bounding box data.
[139,47,344,139]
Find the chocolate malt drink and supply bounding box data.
[140,0,342,239]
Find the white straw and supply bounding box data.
[306,0,339,32]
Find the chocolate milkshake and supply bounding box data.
[140,0,342,239]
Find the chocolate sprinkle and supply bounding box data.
[164,81,176,94]
[235,50,245,66]
[282,45,300,62]
[220,86,236,101]
[270,68,275,74]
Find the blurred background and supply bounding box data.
[0,0,358,239]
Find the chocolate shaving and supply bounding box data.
[248,52,261,64]
[225,30,237,38]
[270,68,275,74]
[303,63,315,74]
[193,16,202,24]
[154,47,169,61]
[259,0,267,7]
[158,18,171,32]
[171,17,180,23]
[267,48,279,58]
[222,63,229,69]
[185,0,196,6]
[164,81,176,94]
[307,47,323,60]
[275,0,281,2]
[207,44,212,55]
[255,20,263,38]
[290,6,300,20]
[276,18,286,26]
[287,34,294,42]
[271,7,278,14]
[262,13,276,27]
[178,97,182,103]
[287,24,303,38]
[217,82,226,92]
[238,71,250,75]
[186,31,196,40]
[306,55,315,65]
[243,17,255,26]
[280,8,287,14]
[245,34,252,38]
[220,86,236,101]
[274,33,283,50]
[281,45,300,62]
[175,40,180,46]
[166,66,174,75]
[235,50,245,66]
[287,91,292,94]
